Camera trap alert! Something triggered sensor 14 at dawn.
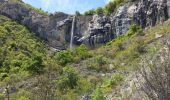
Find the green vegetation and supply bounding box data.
[92,87,106,100]
[95,7,104,14]
[57,66,79,91]
[1,0,48,16]
[0,93,5,100]
[55,44,91,66]
[107,73,124,87]
[75,11,82,16]
[1,1,170,98]
[84,0,127,16]
[84,9,96,16]
[0,15,47,82]
[11,89,32,100]
[23,4,48,16]
[87,55,109,72]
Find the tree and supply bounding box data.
[84,9,95,16]
[95,7,104,14]
[104,1,116,15]
[75,11,81,16]
[26,54,44,74]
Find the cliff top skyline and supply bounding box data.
[23,0,111,14]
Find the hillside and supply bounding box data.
[0,0,170,100]
[0,15,54,99]
[0,14,170,99]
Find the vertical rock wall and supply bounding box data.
[0,0,169,49]
[168,1,170,17]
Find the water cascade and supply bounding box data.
[70,16,76,49]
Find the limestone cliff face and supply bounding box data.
[0,0,169,49]
[168,1,170,17]
[57,0,170,48]
[0,1,68,49]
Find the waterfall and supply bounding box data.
[70,16,75,49]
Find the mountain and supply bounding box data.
[1,0,169,49]
[0,0,170,100]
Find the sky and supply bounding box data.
[23,0,111,14]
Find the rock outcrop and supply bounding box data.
[0,0,169,49]
[168,0,170,17]
[57,0,169,47]
[0,1,68,49]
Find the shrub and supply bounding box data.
[75,11,81,16]
[95,7,104,14]
[92,87,106,100]
[108,73,124,87]
[0,93,5,100]
[126,23,139,36]
[75,44,91,60]
[57,66,79,91]
[104,0,125,15]
[55,50,74,66]
[27,55,44,74]
[11,89,32,100]
[87,55,109,72]
[55,44,90,65]
[84,9,95,16]
[96,55,108,66]
[104,1,116,15]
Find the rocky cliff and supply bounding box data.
[59,0,169,48]
[0,0,169,49]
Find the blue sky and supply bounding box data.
[23,0,111,14]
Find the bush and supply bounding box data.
[108,73,124,87]
[75,44,91,60]
[87,55,109,72]
[55,50,74,66]
[55,44,90,66]
[11,89,32,100]
[57,66,79,91]
[104,0,125,15]
[92,87,106,100]
[75,11,81,16]
[0,93,5,100]
[26,54,44,74]
[104,1,116,15]
[84,9,95,16]
[95,7,104,14]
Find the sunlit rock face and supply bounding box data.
[133,0,169,27]
[57,15,92,45]
[0,0,169,49]
[57,0,169,48]
[0,1,69,49]
[83,14,113,47]
[112,5,131,36]
[168,0,170,17]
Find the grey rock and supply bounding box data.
[0,0,169,49]
[168,0,170,17]
[111,5,131,36]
